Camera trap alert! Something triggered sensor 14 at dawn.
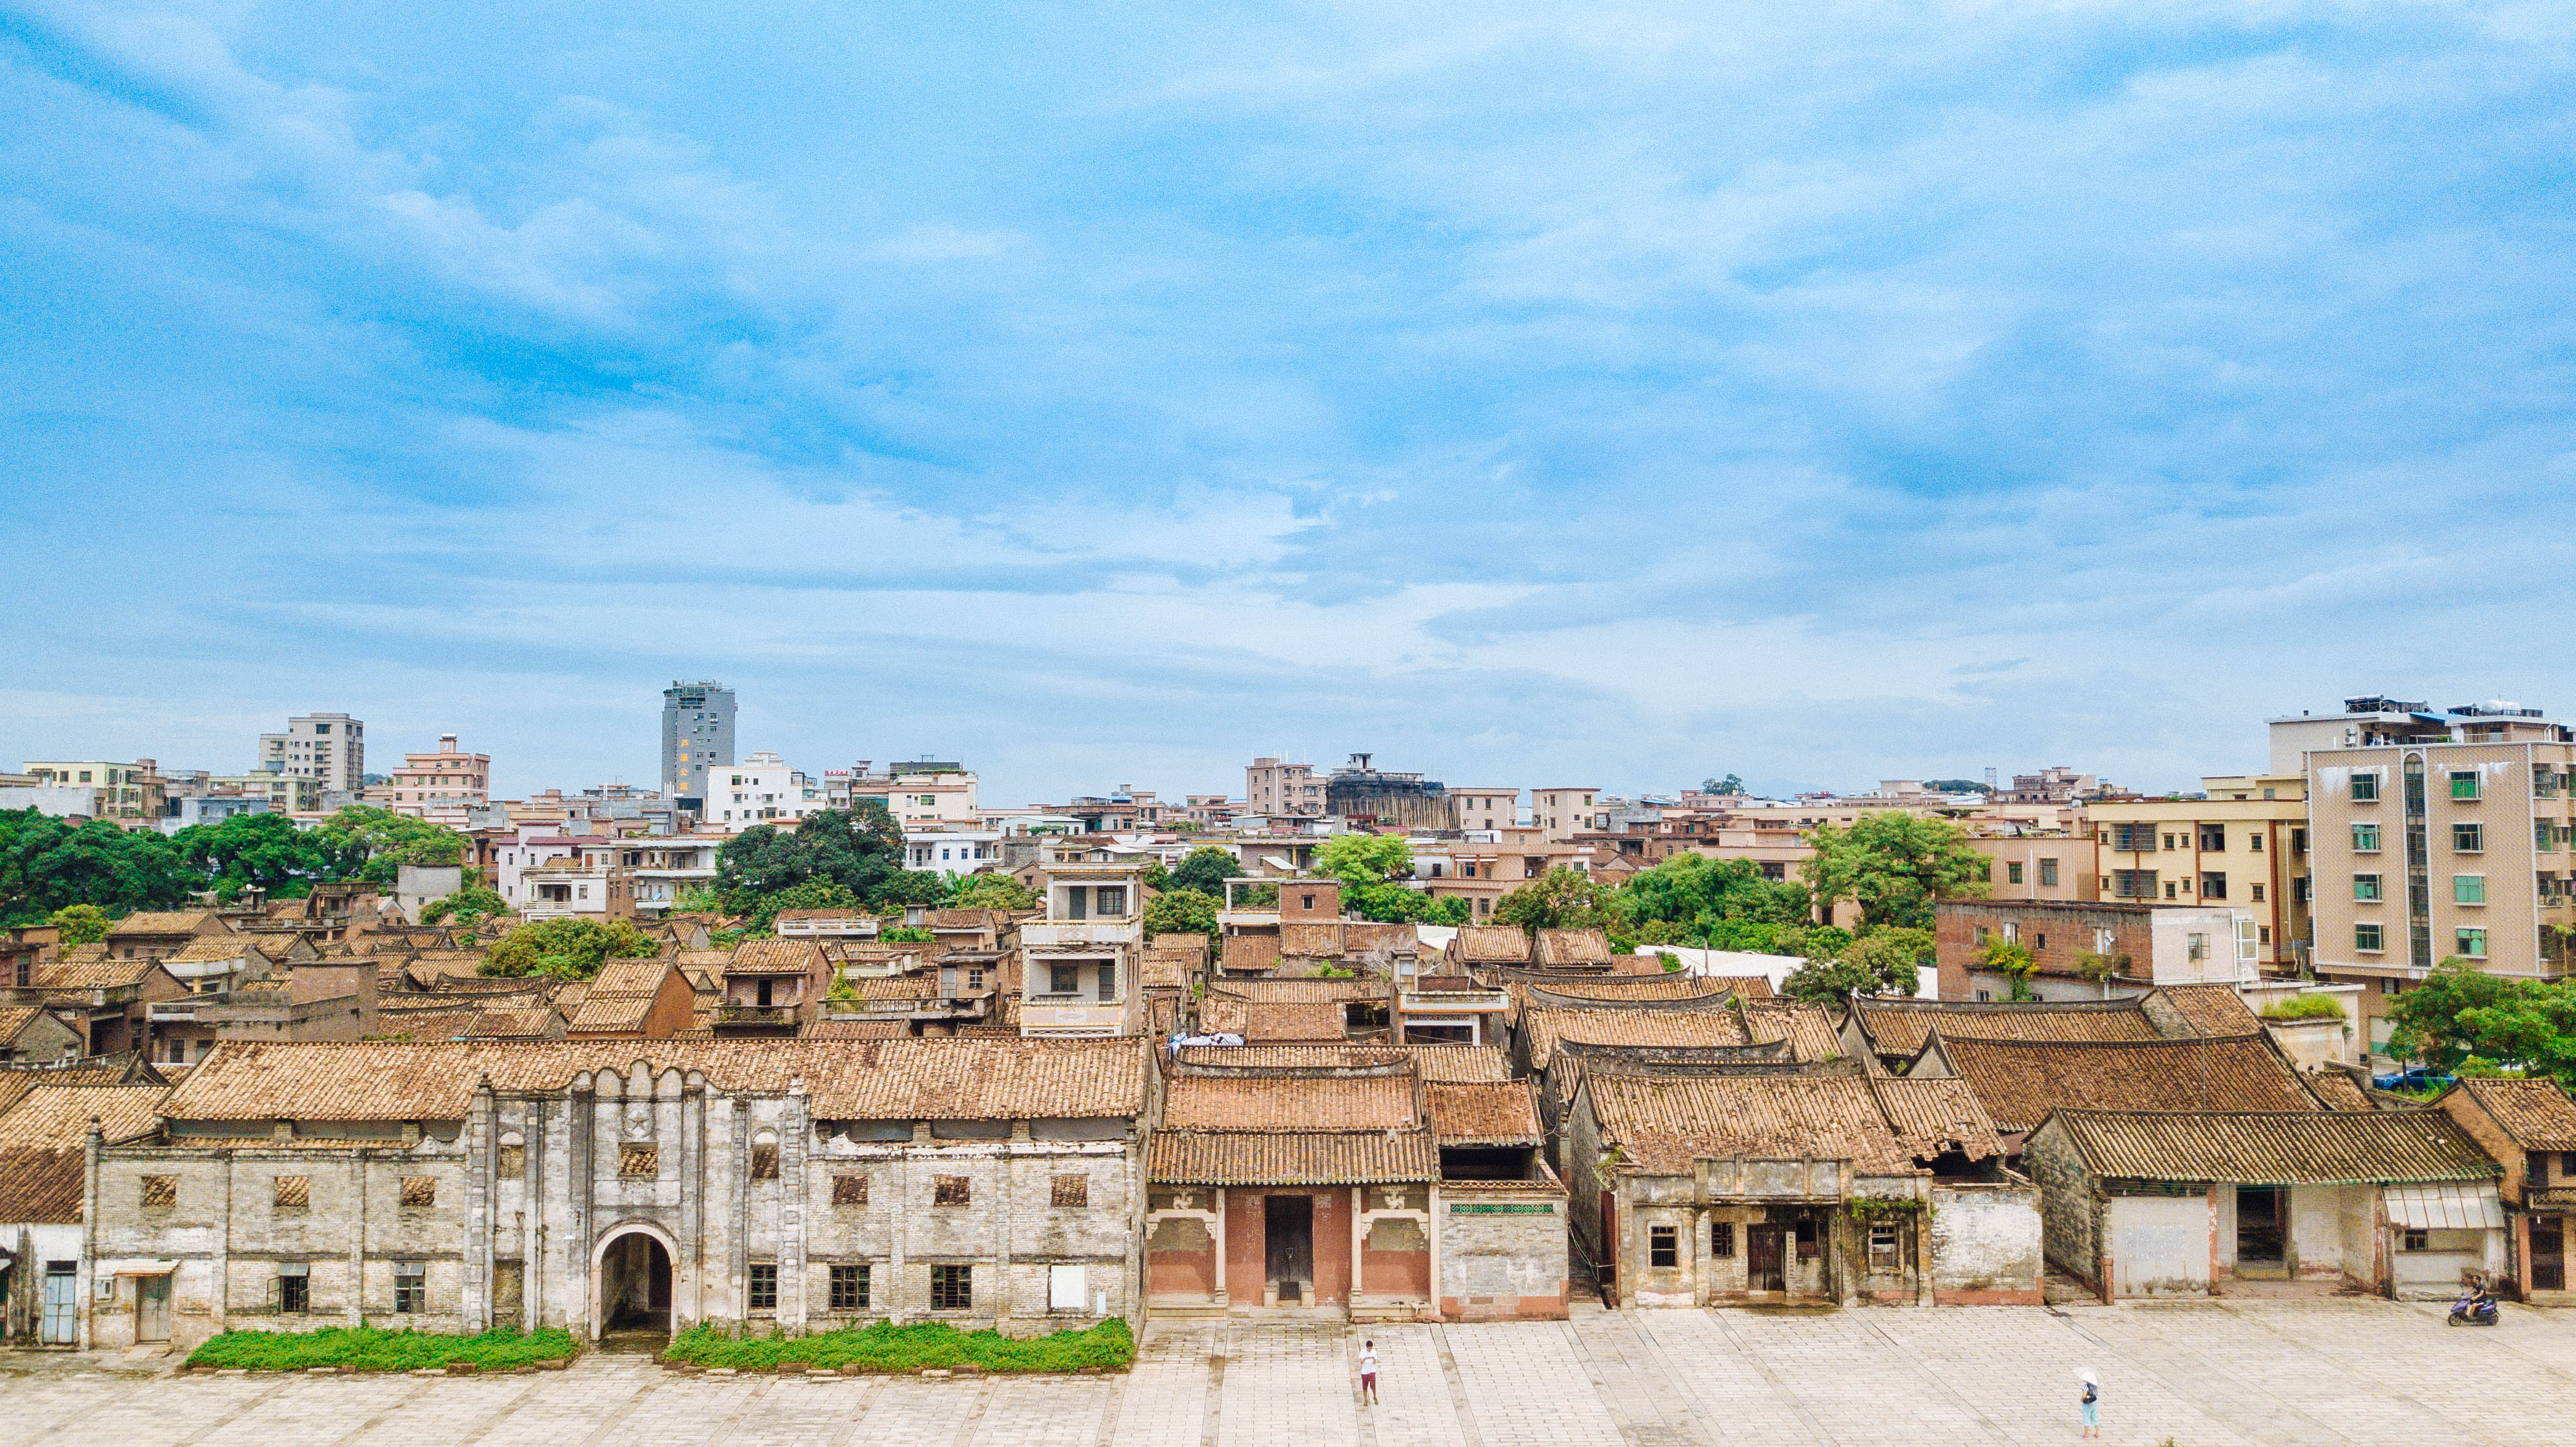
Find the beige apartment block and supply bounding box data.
[2084,775,2312,974]
[2308,742,2576,1054]
[1243,757,1323,818]
[375,734,491,827]
[206,772,325,816]
[1965,833,2098,905]
[257,712,365,794]
[21,760,165,826]
[1532,787,1602,842]
[843,765,980,829]
[1451,787,1520,833]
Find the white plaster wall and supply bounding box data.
[1930,1186,2042,1298]
[2109,1195,2210,1297]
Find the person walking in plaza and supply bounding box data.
[1358,1339,1380,1405]
[2077,1369,2100,1439]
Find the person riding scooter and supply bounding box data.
[2450,1276,2500,1326]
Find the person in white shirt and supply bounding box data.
[1358,1340,1379,1404]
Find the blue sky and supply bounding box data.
[5,3,2573,805]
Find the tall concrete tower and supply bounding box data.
[661,680,736,801]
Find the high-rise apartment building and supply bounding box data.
[2279,696,2575,1057]
[258,712,365,793]
[662,680,736,800]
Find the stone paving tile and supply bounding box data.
[1442,1322,1624,1447]
[17,1303,2576,1447]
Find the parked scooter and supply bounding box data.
[2449,1280,2501,1326]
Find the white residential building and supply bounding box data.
[710,751,825,830]
[256,713,365,794]
[830,762,981,828]
[903,829,1007,876]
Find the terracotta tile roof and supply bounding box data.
[108,911,226,937]
[2040,1109,2502,1184]
[1587,1073,1946,1177]
[370,1009,480,1041]
[1241,1002,1353,1042]
[773,908,875,923]
[1742,1001,1844,1063]
[809,1018,909,1040]
[1928,1033,2323,1134]
[0,1006,55,1043]
[1851,999,2161,1057]
[1148,934,1211,962]
[34,956,164,991]
[1280,923,1344,957]
[165,938,256,965]
[565,993,655,1035]
[852,975,941,1001]
[1407,1045,1516,1082]
[2448,1077,2576,1150]
[2146,984,2262,1035]
[1867,1077,2009,1161]
[0,1059,163,1117]
[1211,978,1380,1003]
[1220,933,1279,971]
[1197,998,1247,1034]
[60,942,108,964]
[727,938,824,974]
[1162,1072,1418,1131]
[1522,976,1735,1004]
[676,949,733,969]
[589,956,674,997]
[1454,927,1532,964]
[0,1085,170,1222]
[1147,1129,1438,1185]
[1175,1045,1407,1070]
[929,909,1000,931]
[1536,928,1612,966]
[163,1037,1148,1122]
[1702,975,1776,999]
[1342,924,1422,955]
[1428,1080,1542,1144]
[1523,1006,1752,1071]
[461,1007,563,1039]
[2307,1072,2379,1112]
[1141,956,1191,991]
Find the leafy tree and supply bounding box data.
[1315,834,1414,886]
[949,873,1039,910]
[313,805,467,884]
[1922,778,1992,794]
[0,811,195,924]
[714,806,916,915]
[1982,937,2038,1001]
[1143,887,1220,940]
[48,903,112,944]
[420,885,509,927]
[1798,814,1992,931]
[1343,882,1436,923]
[2388,958,2576,1087]
[172,811,335,898]
[484,918,659,980]
[1781,928,1931,1004]
[1164,846,1243,896]
[1702,774,1747,796]
[1620,855,1811,939]
[1423,896,1471,927]
[869,870,955,910]
[736,880,863,936]
[1494,867,1628,935]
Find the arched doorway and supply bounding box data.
[597,1230,672,1338]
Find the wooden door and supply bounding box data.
[40,1266,77,1345]
[2533,1216,2566,1292]
[1748,1226,1786,1292]
[137,1273,171,1342]
[1264,1195,1313,1289]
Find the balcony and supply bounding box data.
[716,1004,798,1027]
[1020,1000,1127,1035]
[1021,920,1140,948]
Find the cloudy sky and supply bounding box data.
[5,3,2571,805]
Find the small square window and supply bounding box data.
[2038,859,2059,887]
[274,1175,310,1210]
[750,1144,780,1181]
[1711,1222,1735,1258]
[1867,1224,1901,1273]
[2351,773,2380,802]
[1052,1173,1089,1208]
[2455,875,2486,906]
[2450,771,2480,800]
[2353,824,2382,853]
[400,1177,436,1208]
[2355,874,2382,902]
[620,1144,658,1177]
[829,1263,870,1311]
[394,1263,426,1313]
[748,1262,778,1311]
[2401,1228,2429,1252]
[832,1173,869,1206]
[934,1175,971,1206]
[1794,1219,1818,1259]
[140,1175,176,1209]
[2356,923,2385,952]
[1649,1225,1678,1268]
[2250,884,2266,902]
[930,1264,973,1311]
[2006,862,2024,885]
[2457,928,2488,959]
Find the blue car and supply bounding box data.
[2372,1066,2455,1092]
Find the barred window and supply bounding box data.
[1051,1173,1089,1208]
[277,1262,310,1314]
[829,1263,870,1311]
[750,1143,780,1181]
[620,1144,658,1177]
[934,1175,971,1206]
[273,1175,310,1210]
[1648,1225,1678,1268]
[1710,1221,1735,1258]
[832,1173,869,1206]
[394,1262,426,1313]
[140,1175,176,1209]
[748,1262,778,1311]
[1867,1224,1902,1273]
[930,1264,972,1310]
[399,1177,436,1208]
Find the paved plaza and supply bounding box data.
[9,1299,2576,1447]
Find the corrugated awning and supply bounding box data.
[2384,1182,2504,1230]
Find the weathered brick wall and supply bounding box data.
[1929,1182,2044,1304]
[2018,1123,2100,1286]
[1438,1190,1569,1319]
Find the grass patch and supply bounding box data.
[186,1324,578,1371]
[663,1317,1132,1373]
[2260,995,2348,1022]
